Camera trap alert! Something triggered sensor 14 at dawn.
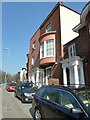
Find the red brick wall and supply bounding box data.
[40,6,61,63]
[86,12,90,85]
[40,6,62,83]
[63,11,90,86]
[48,78,59,85]
[29,29,40,71]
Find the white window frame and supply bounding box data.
[46,66,52,78]
[68,43,76,57]
[31,56,34,65]
[46,24,51,33]
[46,40,54,57]
[40,42,44,59]
[32,41,36,50]
[40,39,55,59]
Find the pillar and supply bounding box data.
[70,67,74,85]
[36,70,39,87]
[74,65,79,87]
[80,66,85,85]
[63,68,67,86]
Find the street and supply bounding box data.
[1,85,33,119]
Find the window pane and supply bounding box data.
[46,68,51,77]
[32,57,34,65]
[46,24,51,33]
[46,40,54,56]
[60,90,80,109]
[40,42,44,58]
[68,43,76,57]
[43,88,58,103]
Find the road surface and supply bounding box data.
[1,85,33,119]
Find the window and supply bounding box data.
[60,90,80,109]
[68,43,76,57]
[46,24,51,33]
[31,56,34,65]
[40,40,55,59]
[43,88,58,103]
[46,67,51,78]
[32,41,36,50]
[36,87,46,97]
[40,42,44,59]
[46,40,54,56]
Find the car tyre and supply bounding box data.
[34,108,42,120]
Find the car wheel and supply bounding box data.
[34,108,42,120]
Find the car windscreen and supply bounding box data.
[8,83,16,86]
[21,83,32,88]
[76,89,90,113]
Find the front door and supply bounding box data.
[46,67,51,85]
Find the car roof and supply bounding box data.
[41,85,90,92]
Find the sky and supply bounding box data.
[2,1,88,75]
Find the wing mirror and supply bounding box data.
[71,108,83,114]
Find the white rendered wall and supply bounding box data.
[20,70,23,81]
[60,5,80,45]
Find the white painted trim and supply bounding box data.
[40,39,55,59]
[61,56,85,86]
[63,68,67,86]
[74,65,79,86]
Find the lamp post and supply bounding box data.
[4,48,10,88]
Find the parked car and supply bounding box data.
[14,82,35,103]
[32,85,90,120]
[6,83,16,92]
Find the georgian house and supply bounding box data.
[61,2,90,86]
[20,68,27,82]
[28,2,80,87]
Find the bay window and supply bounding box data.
[40,40,55,59]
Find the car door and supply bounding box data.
[57,89,86,120]
[15,85,19,97]
[16,84,22,98]
[40,88,69,119]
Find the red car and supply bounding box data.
[6,83,16,92]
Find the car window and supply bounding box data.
[76,90,90,112]
[60,90,80,109]
[43,88,58,103]
[21,83,32,88]
[36,87,46,97]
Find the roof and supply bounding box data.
[40,2,80,28]
[30,2,80,40]
[73,1,90,33]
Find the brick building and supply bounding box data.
[28,2,80,87]
[61,2,90,86]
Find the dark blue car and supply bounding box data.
[32,85,90,120]
[14,82,35,103]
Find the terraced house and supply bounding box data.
[28,2,90,87]
[61,2,90,86]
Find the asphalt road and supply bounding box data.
[1,85,33,119]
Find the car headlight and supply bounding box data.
[24,93,30,97]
